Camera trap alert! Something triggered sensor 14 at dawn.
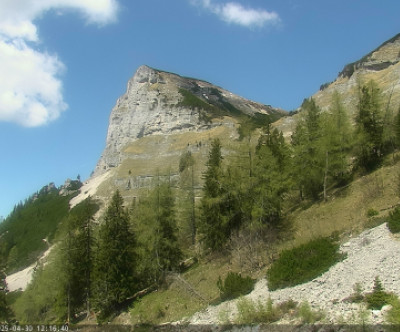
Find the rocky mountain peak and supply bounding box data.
[131,65,158,85]
[93,65,285,176]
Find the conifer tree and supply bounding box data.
[178,151,197,245]
[355,80,384,170]
[252,127,291,226]
[199,138,229,250]
[60,197,98,322]
[154,182,182,274]
[93,190,137,319]
[320,92,353,197]
[291,98,324,199]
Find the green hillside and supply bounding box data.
[0,182,81,274]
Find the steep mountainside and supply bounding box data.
[275,33,400,136]
[75,65,285,206]
[95,65,285,176]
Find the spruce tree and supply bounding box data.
[60,197,98,322]
[178,151,197,245]
[154,182,182,274]
[355,80,384,171]
[93,190,137,319]
[199,138,229,250]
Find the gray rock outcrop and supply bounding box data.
[94,65,285,176]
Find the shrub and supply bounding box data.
[266,237,345,290]
[217,272,255,301]
[387,207,400,233]
[365,276,393,310]
[346,282,364,303]
[296,301,325,324]
[235,297,280,324]
[387,296,400,324]
[367,208,379,218]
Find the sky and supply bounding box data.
[0,0,399,218]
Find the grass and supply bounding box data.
[283,157,400,249]
[234,297,325,325]
[130,254,232,324]
[235,297,281,325]
[130,285,205,325]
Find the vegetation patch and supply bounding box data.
[235,297,280,325]
[364,276,394,310]
[266,236,345,290]
[367,208,379,217]
[0,185,77,273]
[217,272,255,301]
[235,297,324,325]
[387,206,400,233]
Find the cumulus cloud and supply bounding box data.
[0,0,119,127]
[192,0,280,28]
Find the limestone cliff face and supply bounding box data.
[94,65,284,176]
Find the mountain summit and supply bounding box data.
[94,65,285,176]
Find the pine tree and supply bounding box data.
[93,190,137,319]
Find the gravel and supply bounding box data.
[186,223,400,325]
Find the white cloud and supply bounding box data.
[192,0,280,28]
[0,0,119,127]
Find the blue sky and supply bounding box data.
[0,0,399,218]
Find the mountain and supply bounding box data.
[4,33,400,326]
[95,65,285,175]
[275,33,400,136]
[73,65,286,207]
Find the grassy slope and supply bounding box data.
[127,154,400,324]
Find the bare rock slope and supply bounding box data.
[187,223,400,325]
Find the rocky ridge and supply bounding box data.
[94,65,285,176]
[275,33,400,137]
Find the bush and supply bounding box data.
[266,237,345,290]
[217,272,255,301]
[387,296,400,324]
[367,208,379,218]
[365,276,393,310]
[235,297,280,324]
[296,301,325,324]
[387,207,400,233]
[346,282,364,303]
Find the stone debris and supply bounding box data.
[187,223,400,325]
